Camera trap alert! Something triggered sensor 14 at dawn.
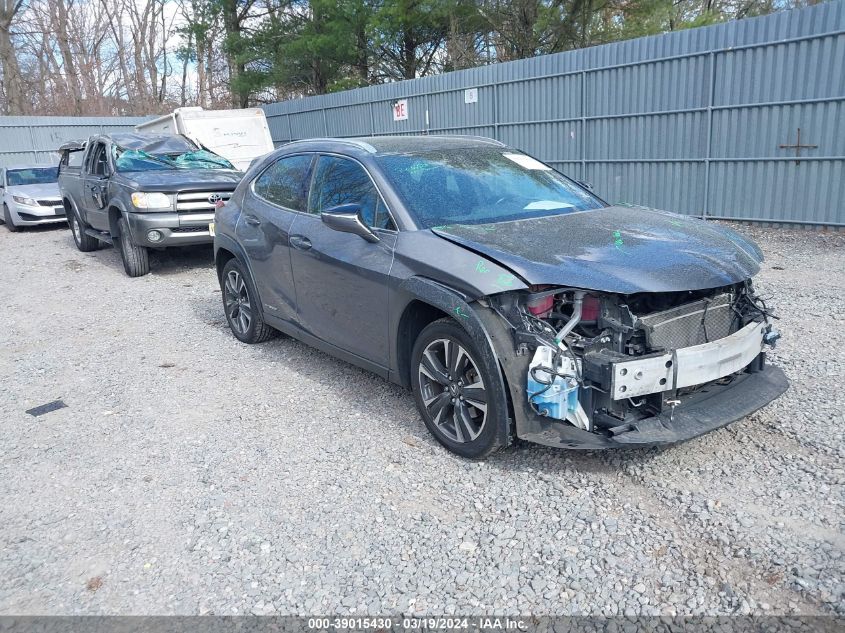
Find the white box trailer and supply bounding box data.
[135,107,274,171]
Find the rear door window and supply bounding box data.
[60,149,85,173]
[253,154,313,211]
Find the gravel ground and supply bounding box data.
[0,221,843,617]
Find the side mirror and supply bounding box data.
[321,204,380,243]
[577,180,594,191]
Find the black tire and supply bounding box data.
[411,317,510,459]
[116,216,149,277]
[67,205,99,251]
[3,204,19,232]
[221,258,276,344]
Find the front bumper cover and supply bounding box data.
[470,303,790,451]
[520,364,789,449]
[126,212,213,247]
[8,201,66,225]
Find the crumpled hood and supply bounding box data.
[6,182,61,200]
[431,206,763,294]
[117,169,242,193]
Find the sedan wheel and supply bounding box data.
[3,204,19,232]
[411,318,510,458]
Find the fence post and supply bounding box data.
[322,108,329,136]
[29,125,38,163]
[369,102,376,136]
[492,81,499,141]
[286,113,294,143]
[580,70,587,181]
[703,51,716,219]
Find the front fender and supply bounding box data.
[399,276,496,347]
[108,199,131,237]
[392,230,529,300]
[393,276,512,449]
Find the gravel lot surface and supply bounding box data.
[0,222,843,617]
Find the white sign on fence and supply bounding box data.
[464,88,478,104]
[392,99,408,121]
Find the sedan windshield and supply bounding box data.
[7,167,58,186]
[376,148,605,228]
[113,147,235,172]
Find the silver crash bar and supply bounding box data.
[610,322,767,400]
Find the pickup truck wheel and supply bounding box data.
[117,216,150,277]
[3,204,19,232]
[67,207,99,251]
[221,258,276,344]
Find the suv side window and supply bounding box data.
[309,155,395,230]
[253,154,313,211]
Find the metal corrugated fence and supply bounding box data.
[263,1,845,227]
[0,117,148,168]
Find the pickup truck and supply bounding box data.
[58,132,242,276]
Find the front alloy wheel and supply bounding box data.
[411,318,510,458]
[418,338,488,443]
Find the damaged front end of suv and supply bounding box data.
[474,281,786,449]
[425,207,789,450]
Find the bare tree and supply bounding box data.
[0,0,25,114]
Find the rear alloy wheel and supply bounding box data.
[3,204,19,232]
[411,318,509,458]
[116,216,149,277]
[67,206,99,251]
[221,258,275,344]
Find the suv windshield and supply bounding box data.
[7,167,59,186]
[113,146,235,172]
[376,148,605,228]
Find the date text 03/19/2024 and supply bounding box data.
[307,617,528,630]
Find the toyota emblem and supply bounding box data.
[208,193,223,205]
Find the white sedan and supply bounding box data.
[1,165,66,231]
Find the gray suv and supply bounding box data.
[213,135,787,458]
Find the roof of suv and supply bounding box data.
[283,135,507,155]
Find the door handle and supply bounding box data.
[244,215,261,226]
[290,235,312,250]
